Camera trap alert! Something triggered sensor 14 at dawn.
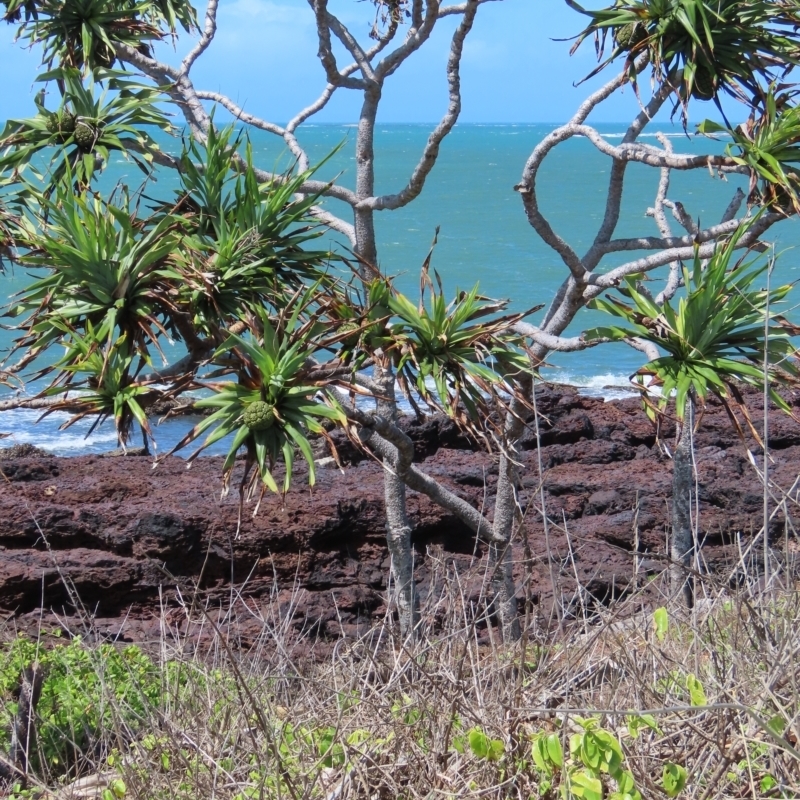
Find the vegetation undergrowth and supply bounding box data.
[2,578,800,800]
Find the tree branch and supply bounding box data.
[325,9,379,84]
[307,204,356,245]
[307,0,368,89]
[514,321,607,353]
[121,139,184,171]
[575,124,747,173]
[650,138,674,239]
[113,42,179,81]
[286,22,398,135]
[648,135,682,305]
[663,199,697,235]
[121,46,360,240]
[721,187,747,223]
[594,217,763,257]
[376,0,441,80]
[349,406,498,543]
[0,395,63,412]
[439,0,502,15]
[141,351,206,383]
[626,337,660,361]
[584,78,676,271]
[193,91,285,137]
[181,0,218,76]
[115,43,211,135]
[585,212,782,291]
[411,0,424,27]
[192,90,311,169]
[515,62,649,282]
[286,84,340,134]
[362,0,480,212]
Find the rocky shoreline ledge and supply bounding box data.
[2,384,799,642]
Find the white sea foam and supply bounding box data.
[543,369,638,401]
[544,369,670,402]
[8,428,120,451]
[0,371,665,457]
[600,132,693,139]
[0,407,120,455]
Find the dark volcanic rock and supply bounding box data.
[0,443,51,460]
[1,385,798,640]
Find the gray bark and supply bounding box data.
[354,83,381,268]
[312,0,486,640]
[671,395,695,608]
[9,664,43,782]
[489,378,530,642]
[489,539,519,641]
[514,62,783,358]
[345,404,495,542]
[374,369,419,638]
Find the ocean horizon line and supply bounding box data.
[0,119,742,128]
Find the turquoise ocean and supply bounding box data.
[2,123,799,455]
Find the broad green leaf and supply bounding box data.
[546,733,563,768]
[569,769,603,800]
[662,763,688,797]
[686,673,707,707]
[654,607,669,642]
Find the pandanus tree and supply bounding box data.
[506,0,800,615]
[0,0,525,641]
[3,0,800,643]
[586,226,800,605]
[518,0,800,372]
[1,115,533,637]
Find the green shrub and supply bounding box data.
[0,634,164,774]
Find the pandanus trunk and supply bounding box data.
[488,388,529,643]
[376,369,420,638]
[488,538,520,642]
[384,467,418,637]
[671,394,695,607]
[353,87,418,639]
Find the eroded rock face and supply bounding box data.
[2,385,799,640]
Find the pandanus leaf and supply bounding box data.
[158,290,348,515]
[586,218,800,437]
[567,0,800,122]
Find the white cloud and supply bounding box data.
[209,0,315,54]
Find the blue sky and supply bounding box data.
[0,0,733,125]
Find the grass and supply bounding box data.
[2,571,800,800]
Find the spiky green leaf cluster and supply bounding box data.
[166,292,347,503]
[6,186,184,376]
[165,125,337,336]
[585,222,800,437]
[567,0,800,111]
[41,328,155,446]
[0,199,22,270]
[0,67,171,189]
[3,0,196,71]
[699,89,800,213]
[387,263,534,425]
[2,126,344,467]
